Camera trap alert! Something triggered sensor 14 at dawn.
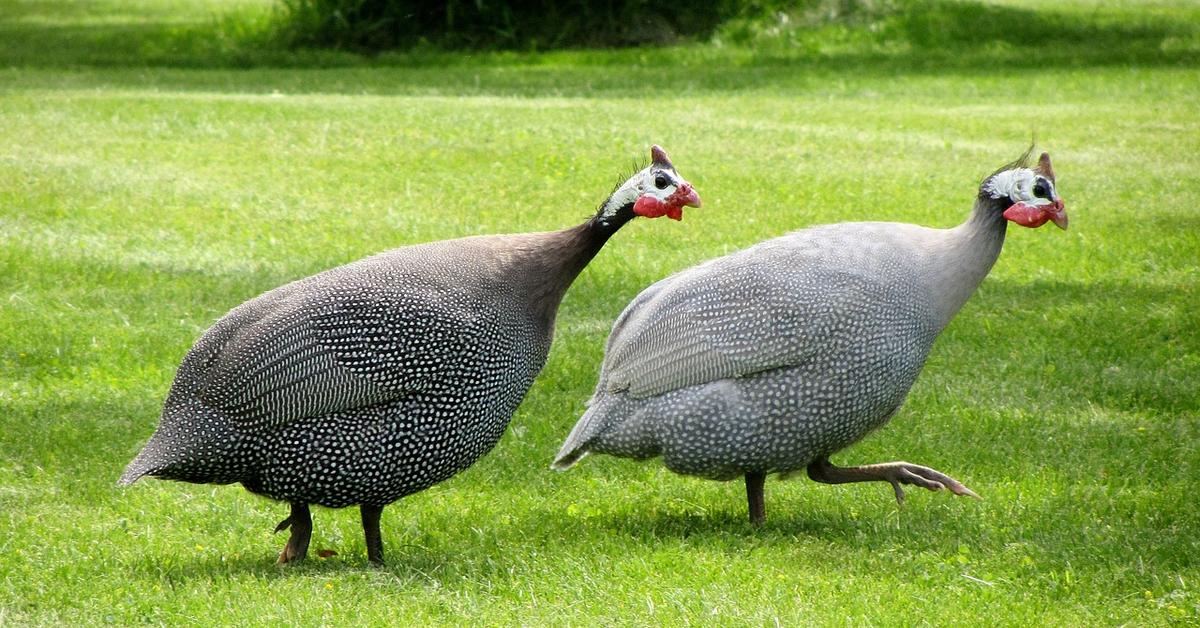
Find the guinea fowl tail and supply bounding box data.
[117,429,198,486]
[118,448,156,485]
[551,405,605,470]
[117,401,243,486]
[550,444,588,471]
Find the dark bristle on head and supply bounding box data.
[594,158,648,215]
[610,159,648,194]
[980,143,1036,189]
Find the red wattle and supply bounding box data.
[1003,202,1051,228]
[633,195,667,218]
[633,184,701,220]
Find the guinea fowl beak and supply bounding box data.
[663,183,702,221]
[677,183,702,209]
[1048,199,1068,230]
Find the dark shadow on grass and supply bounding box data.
[534,481,1200,571]
[563,498,865,543]
[123,538,466,582]
[0,0,1195,97]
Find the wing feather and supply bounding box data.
[187,278,490,427]
[599,238,889,399]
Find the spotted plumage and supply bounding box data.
[553,150,1067,524]
[120,146,701,563]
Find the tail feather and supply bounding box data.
[117,402,244,487]
[117,432,178,486]
[118,453,152,486]
[551,407,604,471]
[118,438,175,485]
[550,445,589,471]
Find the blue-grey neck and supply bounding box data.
[927,196,1009,329]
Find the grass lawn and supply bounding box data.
[2,0,1198,624]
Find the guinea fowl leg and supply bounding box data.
[360,504,385,565]
[745,472,767,525]
[274,503,312,564]
[806,458,979,504]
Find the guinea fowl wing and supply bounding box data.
[601,242,875,399]
[191,278,493,428]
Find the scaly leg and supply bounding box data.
[361,504,385,565]
[274,502,312,564]
[745,472,767,525]
[806,458,979,504]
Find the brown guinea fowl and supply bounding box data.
[120,146,701,563]
[553,150,1066,524]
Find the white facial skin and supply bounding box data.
[599,165,687,220]
[986,167,1060,207]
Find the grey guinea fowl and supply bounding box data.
[552,149,1067,524]
[120,145,701,563]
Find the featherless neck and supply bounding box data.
[591,201,637,236]
[520,207,635,329]
[965,194,1010,233]
[559,207,634,279]
[550,201,637,277]
[928,197,1009,329]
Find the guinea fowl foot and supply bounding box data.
[807,458,979,504]
[274,503,312,565]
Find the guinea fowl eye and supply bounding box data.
[1033,183,1048,198]
[654,174,669,190]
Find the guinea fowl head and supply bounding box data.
[596,145,702,226]
[982,150,1068,230]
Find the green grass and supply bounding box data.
[2,0,1199,624]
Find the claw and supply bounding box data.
[274,503,312,564]
[951,484,981,500]
[808,458,979,504]
[889,464,978,502]
[276,535,309,565]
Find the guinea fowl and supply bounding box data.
[120,145,701,563]
[552,150,1066,524]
